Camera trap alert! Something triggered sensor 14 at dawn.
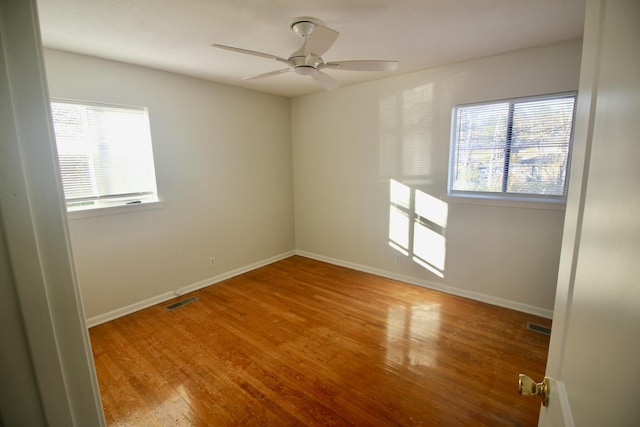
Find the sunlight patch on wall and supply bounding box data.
[388,180,448,278]
[415,189,448,229]
[380,82,445,278]
[413,190,448,278]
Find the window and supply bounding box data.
[50,100,159,211]
[448,93,576,201]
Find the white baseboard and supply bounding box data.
[295,250,553,319]
[87,248,552,327]
[86,250,296,327]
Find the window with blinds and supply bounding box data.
[448,92,576,201]
[50,100,159,210]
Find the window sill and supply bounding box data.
[445,194,566,211]
[66,200,165,220]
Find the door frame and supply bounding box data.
[0,0,104,425]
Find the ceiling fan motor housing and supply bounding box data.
[288,54,323,74]
[293,65,315,75]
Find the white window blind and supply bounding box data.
[449,93,576,201]
[50,100,158,210]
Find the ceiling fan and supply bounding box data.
[212,17,398,91]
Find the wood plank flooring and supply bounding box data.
[89,256,551,426]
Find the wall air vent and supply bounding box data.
[165,296,199,311]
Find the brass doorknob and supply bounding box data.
[518,374,550,407]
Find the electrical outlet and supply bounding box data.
[395,254,402,264]
[209,257,216,268]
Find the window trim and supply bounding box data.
[50,98,161,214]
[66,200,165,220]
[447,91,577,204]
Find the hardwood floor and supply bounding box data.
[89,256,551,426]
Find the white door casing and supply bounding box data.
[0,0,105,425]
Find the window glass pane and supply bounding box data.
[58,154,95,199]
[51,100,158,209]
[507,97,575,195]
[451,103,508,192]
[449,93,575,201]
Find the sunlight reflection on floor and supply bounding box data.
[386,303,441,369]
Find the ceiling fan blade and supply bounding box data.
[304,24,338,57]
[243,68,291,81]
[212,44,290,66]
[320,60,398,72]
[311,70,340,91]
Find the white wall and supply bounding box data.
[292,40,582,316]
[44,40,581,322]
[44,49,295,322]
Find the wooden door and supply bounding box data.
[538,0,640,425]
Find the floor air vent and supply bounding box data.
[165,296,199,311]
[526,322,551,335]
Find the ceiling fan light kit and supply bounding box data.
[212,16,398,91]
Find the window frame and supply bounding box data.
[50,98,161,214]
[447,92,577,204]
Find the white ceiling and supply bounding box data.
[36,0,586,98]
